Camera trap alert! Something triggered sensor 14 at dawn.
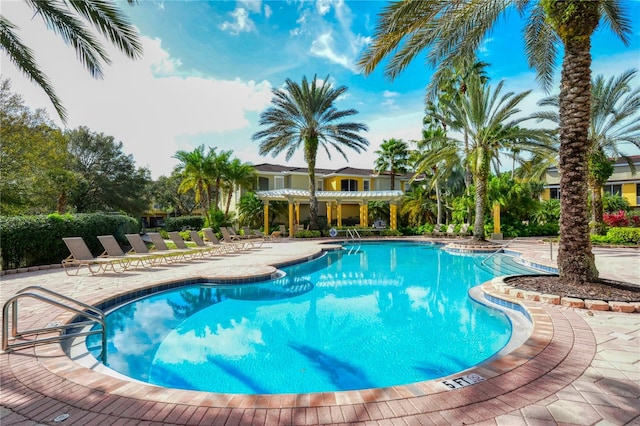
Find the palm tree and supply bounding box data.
[401,185,435,227]
[0,0,142,123]
[536,69,640,234]
[358,1,632,284]
[210,149,232,211]
[418,76,552,241]
[252,75,369,230]
[222,158,256,216]
[173,145,216,225]
[374,138,409,190]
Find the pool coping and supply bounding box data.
[3,238,622,424]
[9,272,593,414]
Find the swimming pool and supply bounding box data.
[87,241,529,394]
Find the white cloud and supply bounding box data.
[1,1,273,179]
[220,7,257,35]
[478,37,493,54]
[264,4,272,18]
[316,0,333,16]
[310,32,351,69]
[238,0,262,14]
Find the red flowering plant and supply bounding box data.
[603,210,630,227]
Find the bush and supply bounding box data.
[1,213,139,270]
[591,227,640,245]
[165,215,205,232]
[293,230,322,238]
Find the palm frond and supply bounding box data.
[0,16,68,121]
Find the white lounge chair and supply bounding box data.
[97,235,156,269]
[62,237,128,275]
[147,232,195,262]
[125,233,174,264]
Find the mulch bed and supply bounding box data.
[506,275,640,302]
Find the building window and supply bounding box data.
[636,183,640,205]
[549,188,561,199]
[341,179,358,191]
[604,184,622,196]
[274,176,285,190]
[316,180,323,191]
[363,179,370,191]
[258,177,269,190]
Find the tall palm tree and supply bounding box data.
[425,76,552,241]
[536,69,640,234]
[358,0,632,284]
[173,145,216,225]
[374,138,409,190]
[210,149,232,211]
[412,127,457,226]
[0,0,142,123]
[252,75,369,230]
[222,158,256,216]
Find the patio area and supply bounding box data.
[1,237,638,425]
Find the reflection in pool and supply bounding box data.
[89,242,515,394]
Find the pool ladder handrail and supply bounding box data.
[346,228,361,242]
[480,237,520,267]
[2,286,107,364]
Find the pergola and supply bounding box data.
[255,189,405,232]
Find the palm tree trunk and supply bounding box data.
[225,191,233,216]
[590,182,605,235]
[472,167,488,242]
[435,179,442,226]
[306,142,319,230]
[557,37,598,284]
[464,129,472,223]
[390,171,395,190]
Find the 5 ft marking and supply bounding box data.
[441,373,485,390]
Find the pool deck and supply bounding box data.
[1,237,638,425]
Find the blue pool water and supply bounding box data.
[88,242,524,394]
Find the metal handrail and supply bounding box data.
[480,237,521,267]
[346,228,361,242]
[2,286,107,363]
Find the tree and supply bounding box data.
[222,158,256,215]
[173,145,216,224]
[0,79,69,215]
[65,126,152,215]
[253,75,369,230]
[400,185,435,228]
[358,0,633,284]
[0,0,142,122]
[211,149,232,211]
[419,76,552,241]
[238,192,264,229]
[374,138,409,190]
[151,171,198,217]
[536,69,640,234]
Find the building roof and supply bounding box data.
[251,163,413,179]
[255,189,405,202]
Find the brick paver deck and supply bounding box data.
[1,238,638,425]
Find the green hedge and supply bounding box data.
[591,227,640,245]
[164,216,205,232]
[0,213,140,270]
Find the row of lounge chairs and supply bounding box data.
[61,228,264,276]
[425,223,471,238]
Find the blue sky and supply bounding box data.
[3,0,640,179]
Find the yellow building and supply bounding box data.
[251,163,409,231]
[541,155,640,208]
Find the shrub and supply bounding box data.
[1,213,139,270]
[591,227,640,245]
[165,215,205,232]
[293,230,322,238]
[606,227,640,245]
